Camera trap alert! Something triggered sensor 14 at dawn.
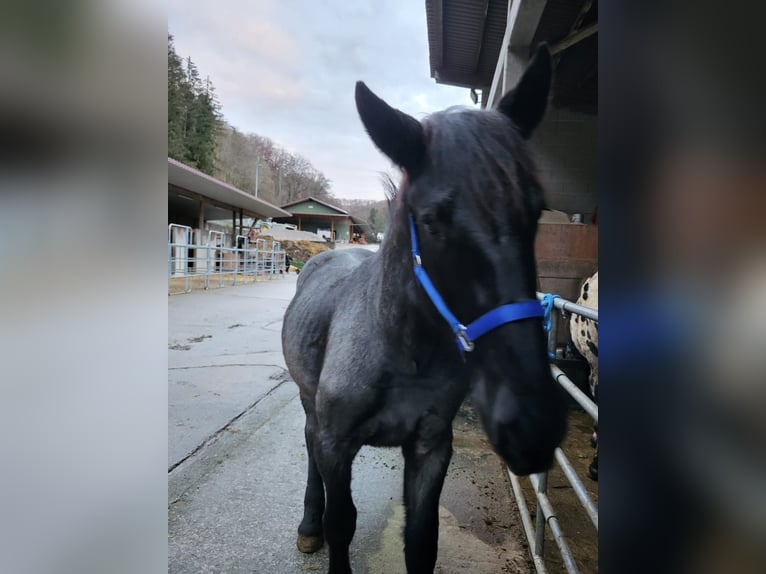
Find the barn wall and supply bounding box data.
[530,107,597,223]
[288,218,351,242]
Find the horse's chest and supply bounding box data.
[362,383,464,447]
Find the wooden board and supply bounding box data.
[535,223,598,345]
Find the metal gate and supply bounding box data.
[508,293,598,574]
[168,224,286,293]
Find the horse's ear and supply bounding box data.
[496,44,551,139]
[355,82,425,175]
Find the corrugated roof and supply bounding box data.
[425,0,597,112]
[168,158,290,218]
[426,0,509,89]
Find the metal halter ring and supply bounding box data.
[456,325,475,352]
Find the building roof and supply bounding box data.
[168,157,290,219]
[280,196,350,215]
[425,0,510,89]
[425,0,597,112]
[278,197,370,227]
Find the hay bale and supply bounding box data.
[261,237,332,263]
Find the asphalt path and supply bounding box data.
[168,270,531,574]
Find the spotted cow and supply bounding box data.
[570,271,598,479]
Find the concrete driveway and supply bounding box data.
[168,273,532,574]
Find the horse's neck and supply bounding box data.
[376,211,439,351]
[377,220,413,322]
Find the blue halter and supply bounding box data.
[409,214,544,353]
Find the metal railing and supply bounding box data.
[508,292,599,574]
[168,224,287,293]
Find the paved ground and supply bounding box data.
[168,272,533,574]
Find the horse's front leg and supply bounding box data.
[314,437,358,574]
[402,428,453,573]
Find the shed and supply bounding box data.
[276,197,369,243]
[168,157,290,246]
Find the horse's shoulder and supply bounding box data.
[298,248,374,288]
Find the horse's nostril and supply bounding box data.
[491,385,520,427]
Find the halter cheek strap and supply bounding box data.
[409,214,544,353]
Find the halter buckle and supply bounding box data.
[456,325,475,352]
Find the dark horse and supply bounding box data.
[281,45,566,574]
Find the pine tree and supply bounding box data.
[167,35,190,161]
[167,36,222,174]
[186,76,222,174]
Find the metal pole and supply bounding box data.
[554,448,598,529]
[547,306,559,359]
[254,158,260,197]
[534,471,548,556]
[537,292,598,322]
[509,470,549,574]
[551,365,598,422]
[529,473,581,574]
[205,244,210,289]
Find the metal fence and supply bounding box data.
[508,292,599,574]
[168,223,287,293]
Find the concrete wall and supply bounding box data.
[495,52,597,223]
[530,107,597,223]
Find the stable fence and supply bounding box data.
[508,292,599,574]
[168,224,287,293]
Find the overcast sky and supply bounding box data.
[168,0,475,201]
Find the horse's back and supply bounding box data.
[283,248,375,396]
[296,248,373,291]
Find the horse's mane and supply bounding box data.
[379,172,398,204]
[379,172,399,234]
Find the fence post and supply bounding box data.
[205,245,210,289]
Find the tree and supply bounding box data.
[167,35,190,160]
[169,32,334,201]
[167,35,223,175]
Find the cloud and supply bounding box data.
[169,0,475,200]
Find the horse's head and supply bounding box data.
[355,44,566,475]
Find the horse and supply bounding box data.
[281,44,567,574]
[570,270,599,479]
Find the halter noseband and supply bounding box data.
[409,214,544,353]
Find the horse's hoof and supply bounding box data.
[297,533,324,553]
[588,461,598,481]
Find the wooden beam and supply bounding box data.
[508,0,548,47]
[487,0,548,108]
[550,23,597,55]
[570,0,594,34]
[486,2,513,107]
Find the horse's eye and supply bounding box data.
[420,213,438,235]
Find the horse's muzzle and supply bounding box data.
[472,376,567,476]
